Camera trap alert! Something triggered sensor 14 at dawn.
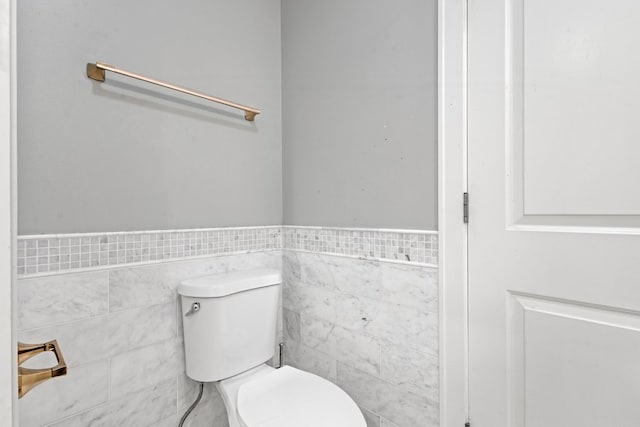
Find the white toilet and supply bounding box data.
[178,268,367,427]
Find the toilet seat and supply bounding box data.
[236,366,366,427]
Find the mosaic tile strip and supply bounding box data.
[17,227,282,277]
[17,226,438,277]
[283,226,438,266]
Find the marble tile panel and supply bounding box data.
[227,250,282,272]
[299,315,381,376]
[108,302,178,354]
[323,255,383,296]
[18,271,109,330]
[283,280,339,323]
[282,341,336,383]
[286,251,438,312]
[380,262,438,312]
[283,308,301,342]
[19,360,109,427]
[46,378,176,427]
[380,419,401,427]
[297,252,342,291]
[156,257,230,293]
[381,343,439,403]
[282,250,301,284]
[336,362,439,427]
[110,339,182,399]
[336,295,438,356]
[109,257,228,311]
[19,302,176,368]
[108,263,172,312]
[285,251,380,294]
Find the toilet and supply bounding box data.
[178,268,366,427]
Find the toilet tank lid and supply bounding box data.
[178,269,282,298]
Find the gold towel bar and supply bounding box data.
[18,340,67,398]
[86,61,261,121]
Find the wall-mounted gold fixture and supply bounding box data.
[86,61,261,121]
[18,340,67,398]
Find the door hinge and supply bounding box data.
[465,423,470,427]
[463,192,469,223]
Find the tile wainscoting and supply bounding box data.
[17,250,283,427]
[16,226,438,427]
[282,250,439,427]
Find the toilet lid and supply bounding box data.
[237,366,366,427]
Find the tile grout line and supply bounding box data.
[107,357,111,402]
[107,269,110,314]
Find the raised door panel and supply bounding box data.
[509,294,640,427]
[507,0,640,229]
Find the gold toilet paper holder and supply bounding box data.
[18,340,67,398]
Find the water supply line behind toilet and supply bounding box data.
[177,301,285,426]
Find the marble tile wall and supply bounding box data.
[17,250,283,427]
[17,225,439,427]
[282,250,439,427]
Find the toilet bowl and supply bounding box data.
[178,269,366,427]
[218,364,365,427]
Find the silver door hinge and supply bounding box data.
[465,423,470,427]
[463,192,469,223]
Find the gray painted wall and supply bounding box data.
[282,0,438,230]
[19,0,438,234]
[18,0,282,234]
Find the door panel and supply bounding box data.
[509,294,640,426]
[468,0,640,425]
[521,0,640,216]
[506,0,640,229]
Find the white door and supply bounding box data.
[468,0,640,426]
[0,0,15,423]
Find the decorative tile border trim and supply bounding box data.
[17,226,282,277]
[282,226,438,266]
[17,225,439,277]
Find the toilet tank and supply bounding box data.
[178,269,282,382]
